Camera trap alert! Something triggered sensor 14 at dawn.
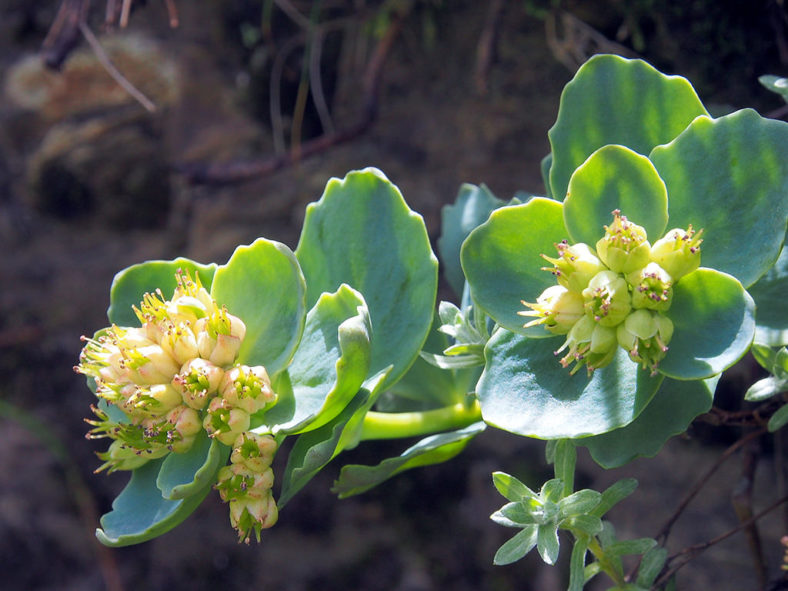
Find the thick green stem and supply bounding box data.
[586,536,627,587]
[359,400,482,441]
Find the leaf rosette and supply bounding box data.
[462,55,788,443]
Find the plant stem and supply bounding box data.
[586,536,627,587]
[359,400,482,441]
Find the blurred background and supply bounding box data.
[1,1,787,589]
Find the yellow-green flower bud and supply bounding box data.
[173,358,225,410]
[616,310,674,375]
[628,262,673,311]
[230,432,278,474]
[126,344,180,385]
[649,225,703,281]
[519,285,585,335]
[582,270,632,327]
[554,315,618,375]
[122,383,183,419]
[229,492,278,544]
[195,310,246,367]
[204,397,251,445]
[541,241,606,292]
[220,365,277,415]
[160,322,200,366]
[95,439,155,473]
[595,210,651,273]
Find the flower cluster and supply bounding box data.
[216,432,279,543]
[76,270,280,538]
[520,211,702,376]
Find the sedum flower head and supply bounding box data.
[522,211,703,376]
[76,270,276,475]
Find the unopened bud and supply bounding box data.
[582,270,632,327]
[220,365,277,415]
[628,262,673,311]
[173,358,225,409]
[204,397,250,445]
[230,432,278,473]
[554,315,617,375]
[650,226,703,281]
[519,285,584,335]
[541,241,606,292]
[616,310,674,375]
[596,210,651,273]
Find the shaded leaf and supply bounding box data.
[580,377,718,468]
[564,145,668,245]
[548,54,707,200]
[650,109,788,288]
[211,238,306,376]
[331,421,485,498]
[156,431,229,500]
[660,269,755,380]
[477,329,663,438]
[295,168,438,392]
[96,459,212,547]
[749,243,788,346]
[590,478,638,518]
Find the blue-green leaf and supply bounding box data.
[211,238,306,376]
[548,54,707,200]
[493,525,539,565]
[580,377,718,468]
[295,168,438,392]
[461,199,566,336]
[438,183,506,297]
[660,269,755,380]
[477,329,663,438]
[264,285,371,434]
[331,422,485,498]
[749,244,788,346]
[96,459,212,547]
[156,430,229,499]
[650,109,788,288]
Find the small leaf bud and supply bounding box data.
[650,225,703,281]
[595,210,651,273]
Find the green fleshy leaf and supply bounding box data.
[156,430,229,500]
[461,198,566,336]
[750,343,778,371]
[438,183,506,297]
[590,478,638,519]
[295,168,438,392]
[277,370,389,508]
[537,524,560,565]
[564,145,668,245]
[264,285,371,434]
[477,329,663,438]
[605,538,657,557]
[541,153,553,199]
[580,377,718,468]
[211,238,306,376]
[492,471,538,503]
[493,526,538,565]
[649,109,788,288]
[749,244,788,346]
[96,459,211,547]
[660,269,755,380]
[768,403,788,432]
[759,75,788,102]
[568,536,589,591]
[332,422,485,498]
[548,54,707,200]
[564,514,602,537]
[745,376,788,402]
[108,258,217,325]
[637,546,668,588]
[559,490,602,517]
